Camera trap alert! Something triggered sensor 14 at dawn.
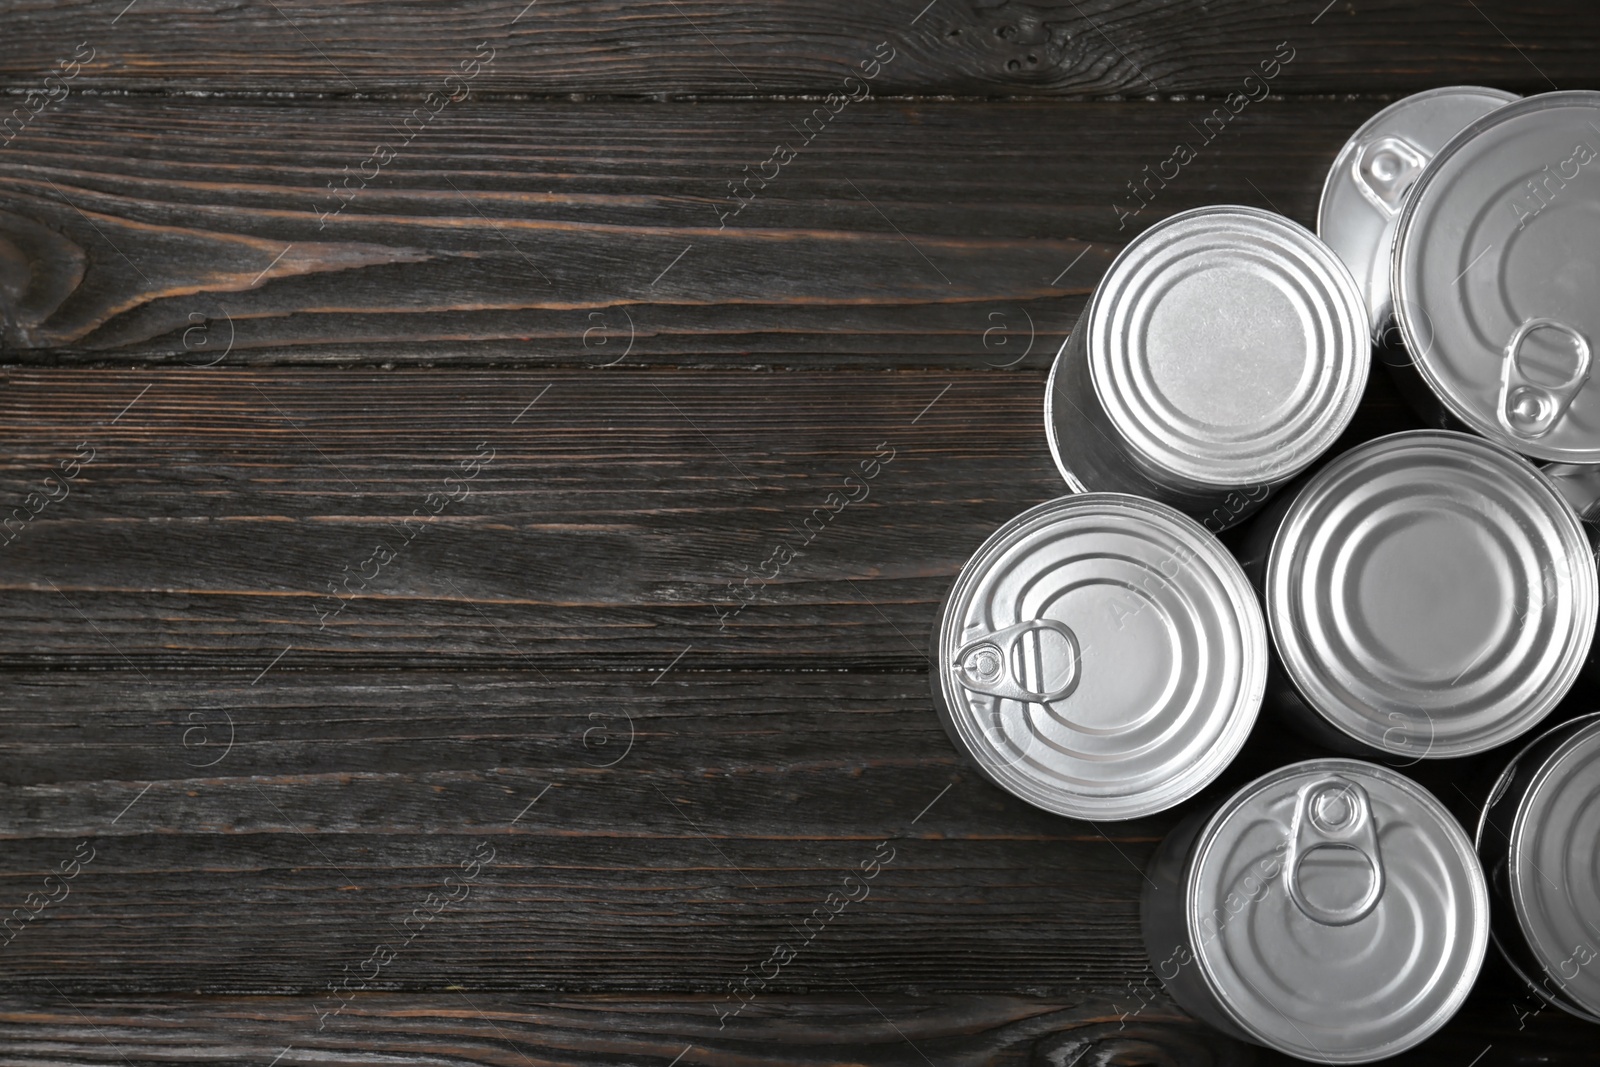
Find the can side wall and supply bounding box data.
[1478,713,1600,1023]
[1142,807,1258,1046]
[1378,321,1472,432]
[1051,323,1159,495]
[1050,325,1274,531]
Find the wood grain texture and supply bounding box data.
[0,664,1514,997]
[1,4,1588,1060]
[0,1,1596,98]
[0,985,1592,1065]
[0,366,1416,669]
[0,992,1266,1065]
[0,96,1387,367]
[0,667,1155,994]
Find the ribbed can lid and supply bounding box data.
[1088,205,1368,487]
[1509,718,1600,1015]
[1266,430,1595,758]
[1318,86,1518,336]
[935,494,1265,821]
[1394,91,1600,462]
[1189,759,1487,1062]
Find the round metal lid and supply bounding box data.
[1318,86,1518,337]
[1088,205,1369,488]
[1266,430,1595,758]
[1190,759,1488,1062]
[1394,91,1600,462]
[1509,718,1600,1014]
[935,494,1265,821]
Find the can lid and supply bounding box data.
[1188,759,1487,1061]
[1088,205,1368,487]
[1395,91,1600,462]
[1318,86,1518,336]
[1267,430,1596,758]
[935,494,1265,821]
[1509,718,1600,1014]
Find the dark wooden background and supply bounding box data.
[2,2,1598,1063]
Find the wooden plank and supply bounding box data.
[0,666,1499,996]
[0,96,1387,367]
[0,992,1267,1065]
[0,366,1416,670]
[0,667,1201,993]
[0,1,1595,98]
[0,987,1589,1065]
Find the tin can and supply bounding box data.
[1239,429,1596,759]
[1477,712,1600,1022]
[1045,205,1368,532]
[1318,86,1518,339]
[930,493,1265,820]
[1143,758,1488,1061]
[1392,91,1600,463]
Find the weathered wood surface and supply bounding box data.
[0,985,1589,1065]
[0,366,1414,668]
[0,668,1161,993]
[0,1,1596,99]
[0,993,1266,1065]
[2,1,1593,1062]
[0,665,1507,993]
[0,97,1405,367]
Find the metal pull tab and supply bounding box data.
[1499,318,1592,439]
[1285,777,1385,927]
[953,619,1080,704]
[1353,135,1428,216]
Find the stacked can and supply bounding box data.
[1044,204,1368,531]
[931,86,1600,1061]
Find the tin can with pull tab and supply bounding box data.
[1045,205,1368,531]
[1477,712,1600,1023]
[1238,430,1597,760]
[930,493,1266,820]
[1143,759,1488,1062]
[1391,91,1600,463]
[1317,86,1518,340]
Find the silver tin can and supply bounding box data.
[1318,86,1518,339]
[1144,758,1488,1062]
[930,493,1265,820]
[1477,712,1600,1022]
[1046,205,1369,531]
[1240,430,1597,759]
[1393,91,1600,462]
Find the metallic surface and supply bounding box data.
[930,493,1265,821]
[1394,91,1600,462]
[1255,430,1596,758]
[1145,759,1488,1062]
[1318,86,1518,337]
[1046,205,1368,530]
[1479,712,1600,1022]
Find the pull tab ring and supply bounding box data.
[1352,135,1428,216]
[953,619,1080,704]
[1499,318,1592,440]
[1285,777,1385,927]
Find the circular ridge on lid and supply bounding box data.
[1265,430,1596,758]
[935,493,1265,821]
[1089,204,1368,487]
[1510,718,1600,1015]
[1394,90,1600,462]
[1190,758,1487,1061]
[1317,86,1519,336]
